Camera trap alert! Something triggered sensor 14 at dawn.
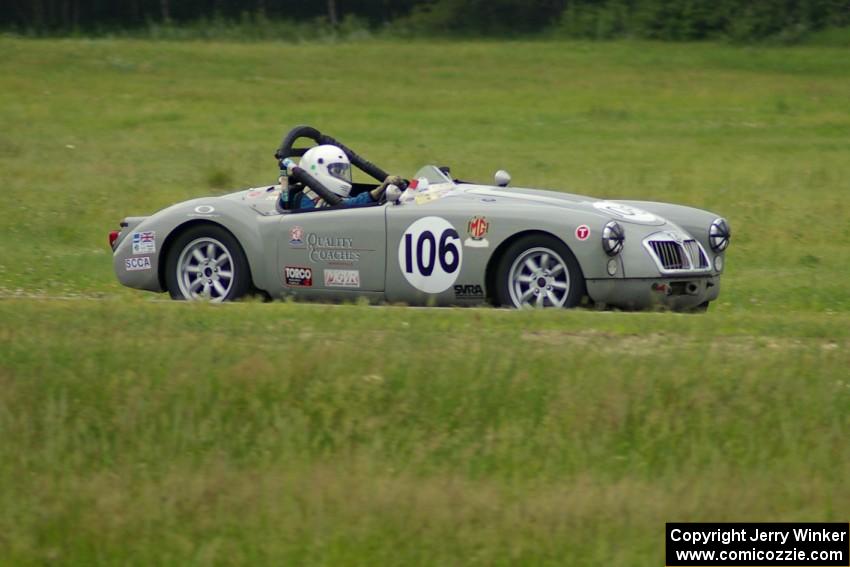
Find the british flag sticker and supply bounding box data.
[132,231,156,254]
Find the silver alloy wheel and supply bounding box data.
[175,237,235,302]
[507,247,571,308]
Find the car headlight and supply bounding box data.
[709,218,730,252]
[601,221,625,256]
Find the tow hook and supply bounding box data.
[652,282,700,296]
[651,282,672,296]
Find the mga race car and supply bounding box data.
[111,125,731,310]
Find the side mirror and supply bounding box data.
[385,184,402,204]
[495,170,511,187]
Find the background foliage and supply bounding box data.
[3,0,850,41]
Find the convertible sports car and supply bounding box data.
[111,125,731,310]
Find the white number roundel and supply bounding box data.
[398,216,462,293]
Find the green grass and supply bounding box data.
[2,300,848,565]
[1,38,849,565]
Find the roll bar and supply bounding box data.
[287,165,341,207]
[274,125,389,183]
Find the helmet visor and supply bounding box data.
[327,162,352,184]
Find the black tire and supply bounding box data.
[494,234,585,309]
[165,224,251,302]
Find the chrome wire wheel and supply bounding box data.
[175,237,235,302]
[507,247,571,308]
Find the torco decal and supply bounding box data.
[324,269,360,288]
[575,225,590,241]
[398,216,462,294]
[125,256,152,271]
[194,205,215,214]
[284,266,313,287]
[132,231,155,254]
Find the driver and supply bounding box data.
[281,144,403,209]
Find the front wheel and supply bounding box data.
[495,235,585,309]
[165,225,251,302]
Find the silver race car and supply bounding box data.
[111,125,731,310]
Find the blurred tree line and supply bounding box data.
[3,0,849,41]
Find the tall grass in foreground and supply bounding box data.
[1,300,848,565]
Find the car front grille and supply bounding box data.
[649,241,687,270]
[683,239,709,269]
[644,235,711,273]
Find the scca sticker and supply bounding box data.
[398,216,462,294]
[284,266,312,287]
[125,257,152,271]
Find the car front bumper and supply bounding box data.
[586,275,721,311]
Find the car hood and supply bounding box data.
[458,184,667,226]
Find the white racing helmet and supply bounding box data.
[299,145,353,198]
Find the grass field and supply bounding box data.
[1,38,849,565]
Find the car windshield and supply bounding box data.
[412,165,454,186]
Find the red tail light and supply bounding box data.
[109,230,120,249]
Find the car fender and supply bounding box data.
[113,196,278,294]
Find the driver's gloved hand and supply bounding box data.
[370,175,405,201]
[386,175,404,186]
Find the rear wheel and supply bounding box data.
[165,225,251,302]
[495,234,585,309]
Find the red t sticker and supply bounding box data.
[575,225,590,241]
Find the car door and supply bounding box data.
[277,205,387,296]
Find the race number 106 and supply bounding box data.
[398,216,463,294]
[403,228,460,276]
